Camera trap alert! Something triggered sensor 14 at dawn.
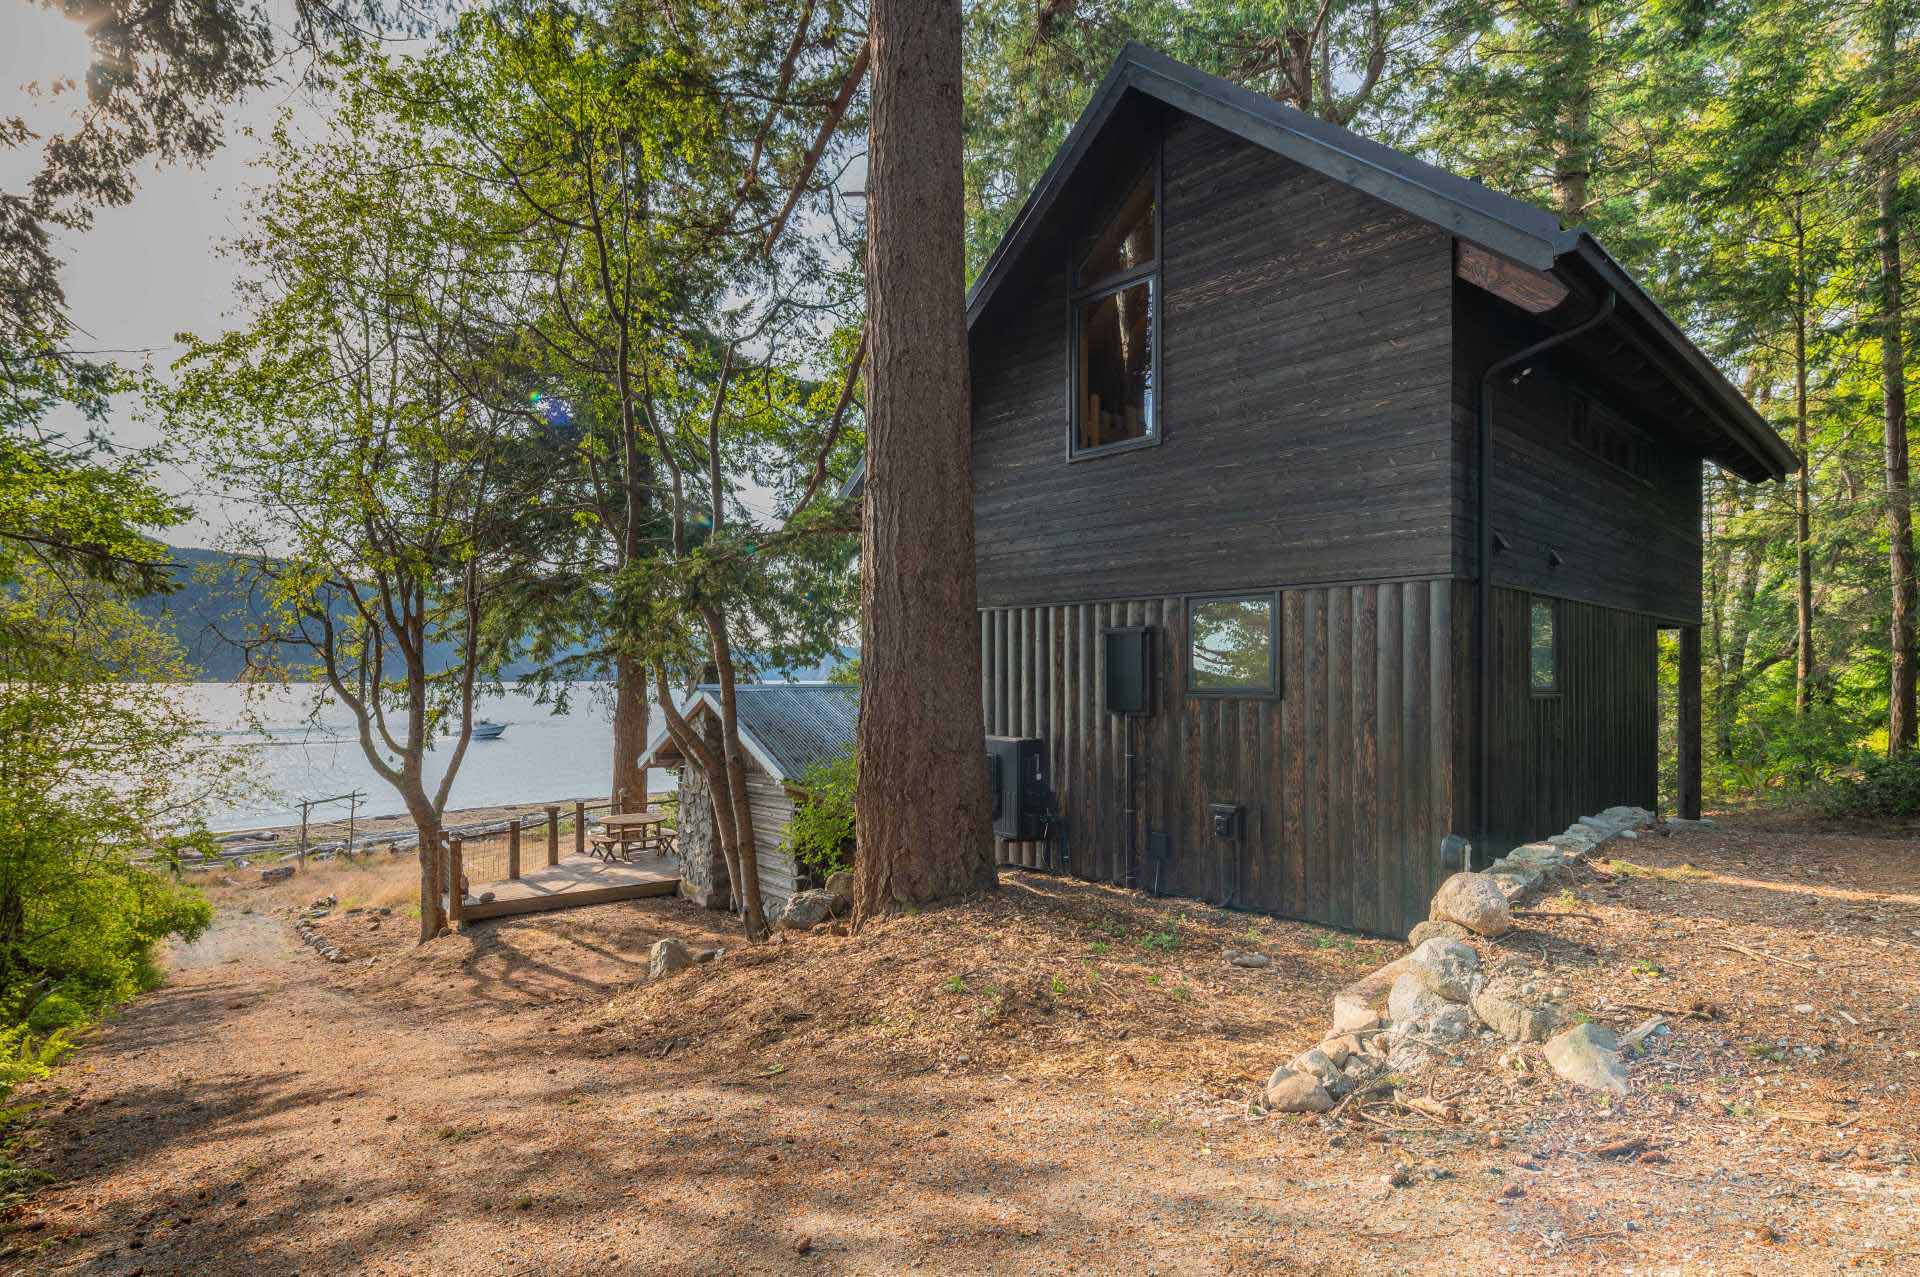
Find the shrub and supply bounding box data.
[1818,751,1920,821]
[783,746,855,882]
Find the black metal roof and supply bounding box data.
[638,683,857,784]
[953,42,1793,482]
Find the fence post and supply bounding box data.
[447,837,464,927]
[508,820,521,880]
[574,800,587,859]
[545,805,560,867]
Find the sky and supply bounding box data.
[5,5,324,548]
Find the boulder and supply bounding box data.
[260,865,295,883]
[1332,958,1411,1033]
[823,868,855,908]
[1289,1047,1344,1091]
[1264,1069,1335,1114]
[1596,805,1655,828]
[1664,816,1717,831]
[1429,872,1511,937]
[1543,1022,1628,1096]
[1224,948,1272,969]
[1471,976,1565,1043]
[1407,937,1483,1001]
[648,938,695,979]
[1388,968,1456,1024]
[1406,919,1471,947]
[778,889,840,931]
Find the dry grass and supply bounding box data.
[198,851,423,917]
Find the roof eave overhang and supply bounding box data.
[634,692,792,783]
[1563,238,1797,483]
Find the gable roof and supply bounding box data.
[638,683,857,784]
[954,43,1793,484]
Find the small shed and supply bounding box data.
[638,683,858,914]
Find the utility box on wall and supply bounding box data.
[1103,625,1156,716]
[986,735,1048,840]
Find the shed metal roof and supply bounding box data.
[638,683,858,784]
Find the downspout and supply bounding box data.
[1475,287,1616,862]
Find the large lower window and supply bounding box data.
[1188,594,1278,695]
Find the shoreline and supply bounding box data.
[201,797,622,863]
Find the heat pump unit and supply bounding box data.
[985,735,1048,840]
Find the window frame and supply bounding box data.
[1066,141,1164,463]
[1528,595,1561,697]
[1184,591,1282,699]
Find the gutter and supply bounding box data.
[1474,288,1617,861]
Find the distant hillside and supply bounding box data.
[141,547,850,683]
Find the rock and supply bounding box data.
[1289,1047,1343,1090]
[1596,805,1655,828]
[1429,872,1511,937]
[695,947,724,964]
[1407,937,1483,1001]
[1406,919,1471,947]
[1319,1034,1361,1067]
[1543,1022,1629,1096]
[1264,1068,1335,1113]
[311,895,337,909]
[648,938,695,979]
[260,865,295,883]
[1332,958,1411,1033]
[478,891,496,904]
[823,868,854,907]
[1472,977,1566,1043]
[1224,948,1272,968]
[1665,816,1717,830]
[1388,969,1456,1024]
[778,889,841,930]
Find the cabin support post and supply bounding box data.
[1678,626,1702,820]
[545,805,560,867]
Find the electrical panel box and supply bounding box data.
[1103,625,1156,716]
[985,735,1048,841]
[1209,802,1244,840]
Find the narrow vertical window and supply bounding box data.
[1071,164,1160,457]
[1529,597,1559,694]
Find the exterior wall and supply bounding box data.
[971,112,1457,609]
[980,581,1468,938]
[1452,285,1705,625]
[1478,588,1660,859]
[673,764,803,914]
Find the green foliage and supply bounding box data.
[783,747,857,881]
[1818,751,1920,821]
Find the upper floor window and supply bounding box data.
[1071,164,1160,458]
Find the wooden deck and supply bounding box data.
[460,853,680,922]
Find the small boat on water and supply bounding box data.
[471,720,508,740]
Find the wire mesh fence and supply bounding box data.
[446,801,622,887]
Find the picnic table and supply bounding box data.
[590,810,675,861]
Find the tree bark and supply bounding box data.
[855,0,996,923]
[1552,0,1594,224]
[1793,200,1815,715]
[611,655,650,810]
[1877,2,1916,755]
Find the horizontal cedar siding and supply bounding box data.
[1452,287,1704,624]
[971,114,1455,610]
[979,581,1464,938]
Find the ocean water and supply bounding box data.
[184,683,679,832]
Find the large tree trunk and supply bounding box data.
[1552,0,1594,224]
[611,655,650,810]
[1877,4,1916,755]
[1793,201,1815,715]
[416,816,444,943]
[855,0,996,922]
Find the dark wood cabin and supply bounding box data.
[924,45,1795,938]
[638,683,858,915]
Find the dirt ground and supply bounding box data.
[3,812,1916,1275]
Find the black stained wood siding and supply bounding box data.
[979,580,1468,938]
[1478,588,1660,859]
[970,113,1456,611]
[1452,286,1705,625]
